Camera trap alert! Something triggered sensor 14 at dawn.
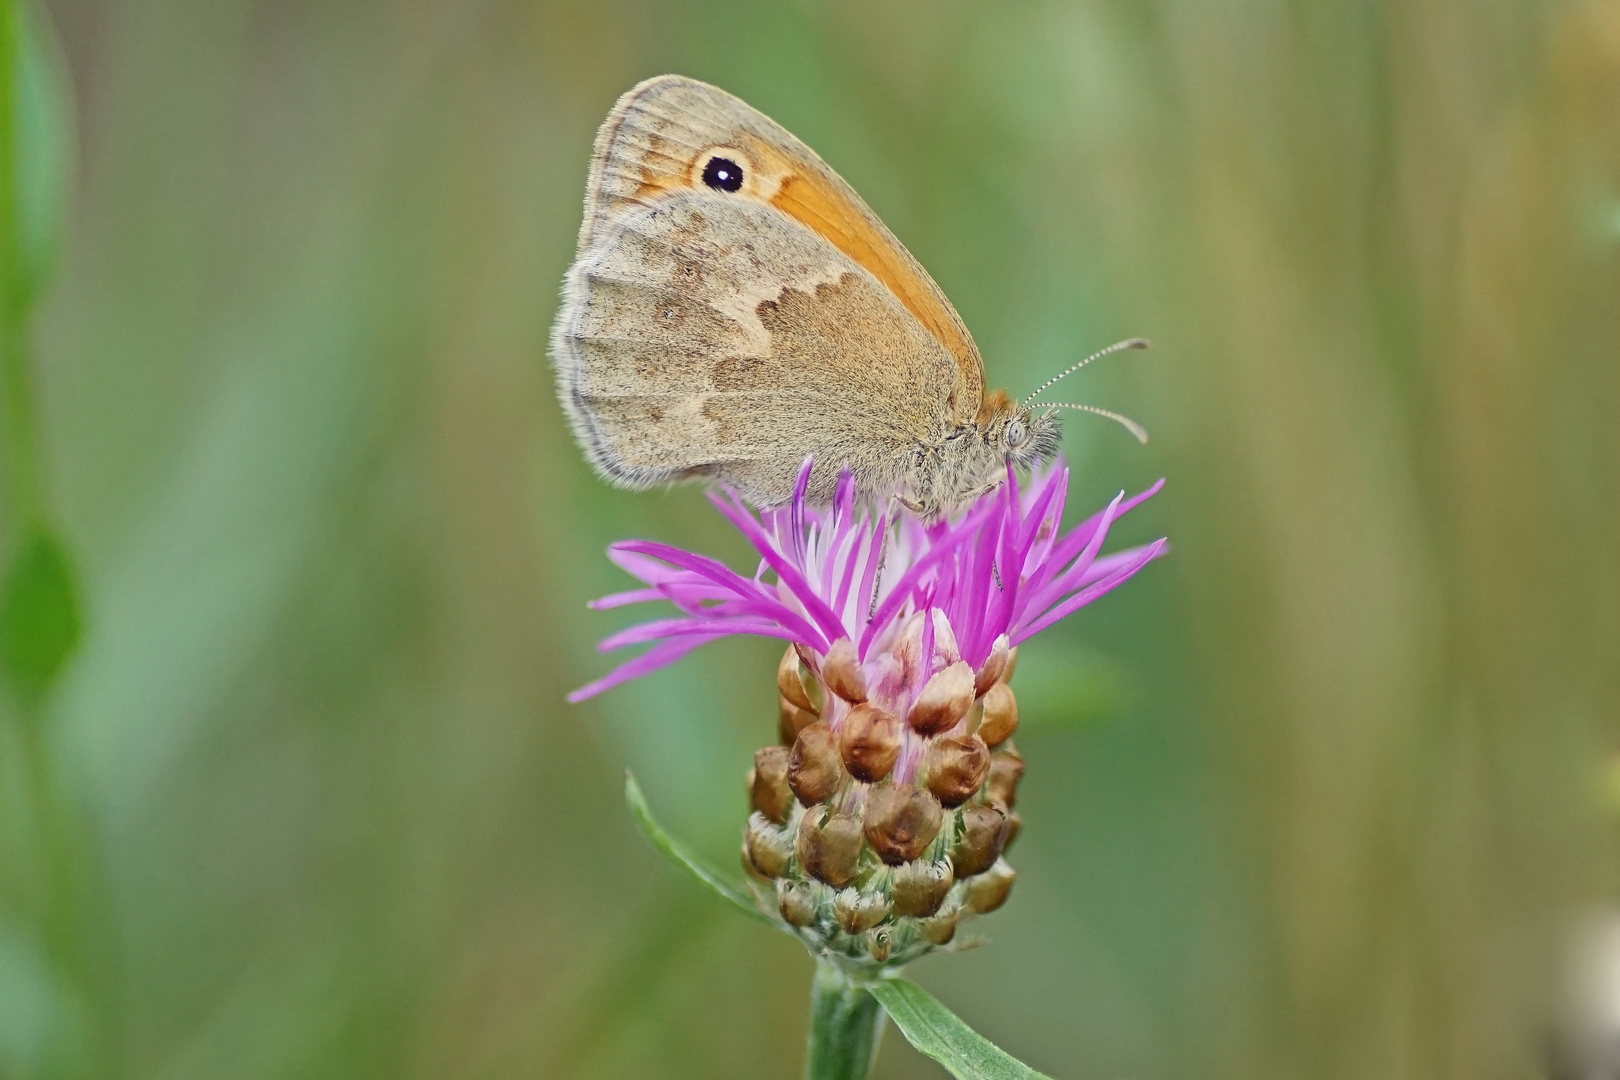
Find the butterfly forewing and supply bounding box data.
[560,180,963,502]
[577,78,983,405]
[554,75,1012,506]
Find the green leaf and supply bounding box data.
[623,771,776,927]
[9,1,72,311]
[866,978,1056,1080]
[0,528,81,705]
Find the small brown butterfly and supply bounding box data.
[551,75,1145,516]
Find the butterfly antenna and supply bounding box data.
[1034,402,1150,445]
[1020,337,1150,408]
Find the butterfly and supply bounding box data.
[551,75,1145,517]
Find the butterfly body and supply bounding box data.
[551,75,1055,516]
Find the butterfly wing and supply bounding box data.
[552,75,988,504]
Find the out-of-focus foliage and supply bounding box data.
[3,0,80,706]
[0,527,78,703]
[0,0,1615,1078]
[5,0,71,310]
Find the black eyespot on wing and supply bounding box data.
[701,157,744,192]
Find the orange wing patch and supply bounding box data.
[757,152,982,420]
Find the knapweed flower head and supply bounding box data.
[576,459,1167,970]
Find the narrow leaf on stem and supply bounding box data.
[623,771,776,927]
[867,977,1055,1080]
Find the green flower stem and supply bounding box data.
[807,957,886,1080]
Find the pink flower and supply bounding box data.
[571,459,1167,707]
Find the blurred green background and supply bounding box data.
[1,0,1617,1077]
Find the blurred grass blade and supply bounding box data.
[2,0,73,531]
[0,924,80,1075]
[866,978,1055,1080]
[2,2,76,693]
[0,527,80,705]
[623,771,775,927]
[8,0,70,310]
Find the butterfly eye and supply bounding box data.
[701,156,745,192]
[1006,419,1028,448]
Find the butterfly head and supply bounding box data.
[999,407,1060,470]
[975,391,1059,470]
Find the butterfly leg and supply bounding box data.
[868,496,907,621]
[956,477,1006,506]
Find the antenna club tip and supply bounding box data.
[1126,337,1152,350]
